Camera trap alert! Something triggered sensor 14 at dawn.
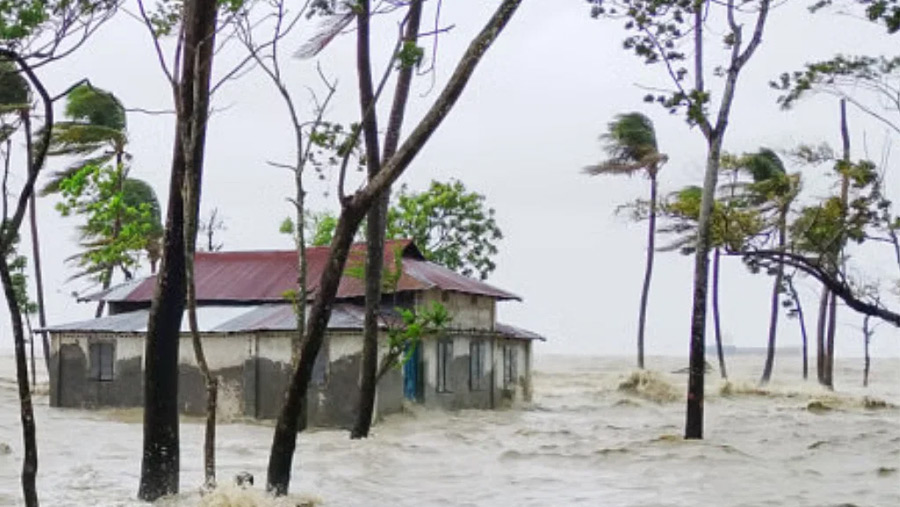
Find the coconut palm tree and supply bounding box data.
[43,85,162,315]
[584,112,667,369]
[734,148,801,385]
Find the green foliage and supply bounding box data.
[65,84,126,131]
[0,60,29,112]
[1,0,117,43]
[396,41,424,69]
[810,0,900,33]
[772,55,900,110]
[56,164,162,284]
[1,225,36,314]
[585,112,667,178]
[386,302,449,369]
[0,0,47,41]
[309,180,503,280]
[386,179,503,280]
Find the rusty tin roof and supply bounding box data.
[85,240,519,304]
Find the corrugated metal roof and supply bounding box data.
[495,322,546,341]
[85,239,520,304]
[43,306,253,333]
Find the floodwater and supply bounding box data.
[1,353,898,506]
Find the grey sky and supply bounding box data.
[2,0,898,359]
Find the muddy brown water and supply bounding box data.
[1,353,898,506]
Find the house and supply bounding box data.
[46,240,544,428]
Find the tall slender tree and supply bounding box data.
[584,112,666,369]
[266,0,524,494]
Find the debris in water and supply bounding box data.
[617,370,679,403]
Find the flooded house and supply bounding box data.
[46,240,543,428]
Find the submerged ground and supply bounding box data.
[1,353,898,506]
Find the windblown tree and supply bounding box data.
[0,60,52,379]
[729,149,801,385]
[584,112,666,369]
[2,3,118,506]
[266,0,524,494]
[590,0,773,439]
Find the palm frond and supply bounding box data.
[40,154,114,195]
[65,84,127,132]
[295,10,355,59]
[602,112,660,162]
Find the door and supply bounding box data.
[403,342,423,402]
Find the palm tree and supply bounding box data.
[584,112,667,369]
[734,148,801,385]
[42,85,138,316]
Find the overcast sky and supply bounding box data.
[2,0,898,360]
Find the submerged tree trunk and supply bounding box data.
[824,291,837,389]
[352,0,423,440]
[785,275,809,380]
[23,113,50,376]
[352,0,385,441]
[139,0,218,500]
[637,171,658,370]
[862,314,872,387]
[760,208,787,385]
[815,286,828,384]
[266,0,523,494]
[0,257,38,507]
[712,247,727,380]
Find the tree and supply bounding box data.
[584,112,666,369]
[307,179,505,280]
[266,0,524,494]
[730,149,801,385]
[2,2,118,504]
[591,0,772,439]
[198,207,225,252]
[54,165,163,289]
[135,0,221,498]
[0,60,51,379]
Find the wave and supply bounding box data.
[616,370,680,403]
[154,485,320,507]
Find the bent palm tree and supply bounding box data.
[584,112,667,369]
[736,148,801,385]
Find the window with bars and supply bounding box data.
[436,339,453,393]
[89,342,115,382]
[469,340,486,391]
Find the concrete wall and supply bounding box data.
[418,290,495,331]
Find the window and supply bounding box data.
[89,342,115,381]
[469,340,486,391]
[503,345,517,389]
[436,339,453,393]
[311,347,328,386]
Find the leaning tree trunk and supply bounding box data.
[760,208,787,385]
[824,291,837,389]
[23,112,50,376]
[0,257,38,507]
[712,247,727,379]
[352,0,423,440]
[636,170,658,370]
[266,1,523,494]
[139,0,218,500]
[785,275,809,380]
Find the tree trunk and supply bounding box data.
[0,256,39,506]
[352,0,423,441]
[686,138,724,440]
[816,286,828,384]
[266,0,522,494]
[351,0,385,440]
[824,290,837,389]
[23,113,49,376]
[181,0,219,489]
[862,314,871,387]
[637,171,657,370]
[785,275,809,380]
[712,247,727,380]
[760,208,787,385]
[139,0,218,500]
